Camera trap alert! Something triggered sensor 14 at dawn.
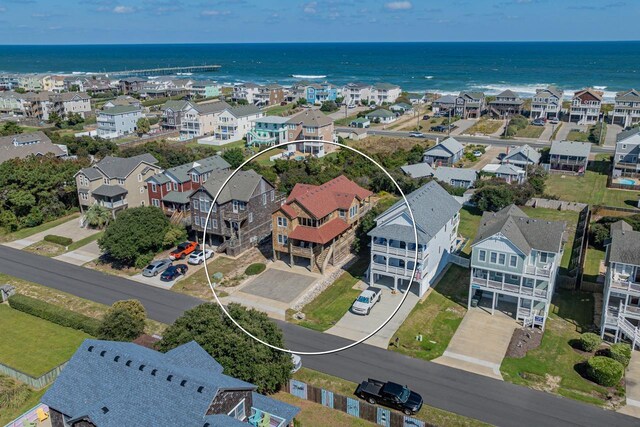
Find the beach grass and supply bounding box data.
[516,125,544,139]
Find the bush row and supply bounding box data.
[44,234,73,246]
[9,294,100,336]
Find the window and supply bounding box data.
[339,209,346,218]
[540,252,549,263]
[152,199,160,207]
[262,193,267,205]
[151,183,157,192]
[118,178,125,185]
[270,190,275,201]
[166,183,171,191]
[212,219,218,228]
[232,200,239,212]
[194,216,200,226]
[139,186,144,193]
[478,250,486,262]
[193,200,199,210]
[490,252,497,263]
[278,234,288,245]
[103,178,109,184]
[248,212,253,223]
[173,182,178,191]
[349,205,358,218]
[228,399,246,421]
[192,173,199,182]
[498,254,506,265]
[509,255,517,267]
[277,217,288,227]
[138,174,142,182]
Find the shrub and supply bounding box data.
[579,332,602,352]
[585,356,624,386]
[608,343,632,367]
[97,300,147,342]
[8,294,100,335]
[245,263,266,276]
[44,234,73,246]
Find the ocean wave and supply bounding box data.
[291,74,327,79]
[425,76,434,79]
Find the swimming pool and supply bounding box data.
[619,178,637,185]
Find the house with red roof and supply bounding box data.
[272,175,373,273]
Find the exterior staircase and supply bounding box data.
[617,316,640,350]
[315,246,332,274]
[170,210,185,225]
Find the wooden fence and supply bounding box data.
[288,379,434,427]
[0,361,66,390]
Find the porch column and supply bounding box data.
[491,292,496,315]
[517,297,521,319]
[393,276,398,291]
[467,283,472,310]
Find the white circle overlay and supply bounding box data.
[202,139,419,355]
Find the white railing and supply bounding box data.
[617,317,640,350]
[610,277,640,294]
[524,265,553,277]
[371,243,425,258]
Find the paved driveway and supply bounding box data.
[326,280,420,348]
[54,241,101,266]
[619,351,640,418]
[433,307,518,380]
[604,123,624,147]
[555,123,588,142]
[3,217,100,250]
[451,119,477,136]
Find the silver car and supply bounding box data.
[142,259,172,277]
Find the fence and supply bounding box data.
[449,254,470,268]
[607,174,640,192]
[0,361,67,390]
[288,379,434,427]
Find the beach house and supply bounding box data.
[190,169,284,256]
[489,90,524,117]
[469,205,565,329]
[97,105,143,139]
[161,100,191,132]
[433,166,478,189]
[600,221,640,349]
[305,82,339,104]
[180,101,231,140]
[501,144,541,168]
[431,94,457,114]
[569,88,603,124]
[190,80,221,98]
[342,82,372,106]
[285,109,336,157]
[254,84,285,107]
[42,339,299,427]
[367,181,461,297]
[272,175,372,273]
[364,108,397,124]
[493,164,526,184]
[531,86,563,120]
[119,77,147,94]
[232,82,261,104]
[75,154,161,217]
[371,83,401,105]
[612,129,640,179]
[246,116,291,147]
[0,131,68,164]
[423,137,464,166]
[612,89,640,128]
[549,140,591,175]
[455,92,485,119]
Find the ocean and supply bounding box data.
[1,42,639,99]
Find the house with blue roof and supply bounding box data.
[42,339,299,427]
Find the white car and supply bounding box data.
[351,287,382,315]
[187,249,214,265]
[291,354,302,373]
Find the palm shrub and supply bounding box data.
[85,203,111,229]
[585,356,624,386]
[579,332,602,352]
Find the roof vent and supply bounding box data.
[151,369,157,376]
[197,386,204,393]
[88,346,94,352]
[180,380,187,387]
[114,356,120,362]
[167,375,173,382]
[126,360,132,366]
[100,351,106,357]
[101,407,109,414]
[139,364,145,371]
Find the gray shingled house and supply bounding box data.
[423,137,464,166]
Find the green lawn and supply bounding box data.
[515,125,544,139]
[465,119,503,135]
[0,375,48,426]
[566,126,594,142]
[334,113,363,126]
[545,170,640,209]
[66,231,104,252]
[583,247,605,284]
[172,256,237,299]
[293,368,489,427]
[390,265,469,360]
[266,103,297,116]
[500,290,612,406]
[0,305,90,377]
[458,206,483,256]
[294,259,368,331]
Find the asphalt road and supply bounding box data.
[338,127,616,154]
[0,245,636,427]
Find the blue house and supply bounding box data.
[42,339,299,427]
[305,82,338,104]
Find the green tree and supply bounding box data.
[222,147,245,168]
[97,299,147,341]
[48,111,63,128]
[162,224,187,248]
[320,100,339,112]
[84,203,111,229]
[296,98,308,106]
[98,207,170,267]
[157,303,292,394]
[66,113,85,126]
[472,184,515,212]
[14,87,26,94]
[136,117,151,135]
[7,190,36,217]
[0,121,23,136]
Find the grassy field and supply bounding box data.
[515,125,545,139]
[266,103,299,117]
[292,368,489,427]
[465,118,503,135]
[566,126,594,142]
[274,392,376,426]
[0,375,48,426]
[24,231,103,258]
[293,259,368,331]
[545,170,640,209]
[0,305,90,377]
[0,212,80,242]
[348,135,432,156]
[500,290,614,407]
[583,247,605,284]
[172,256,237,299]
[390,265,468,360]
[458,206,483,256]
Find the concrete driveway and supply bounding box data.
[471,145,503,171]
[604,123,624,147]
[54,240,101,266]
[326,280,420,348]
[433,306,518,380]
[451,119,477,136]
[619,351,640,418]
[3,216,100,250]
[555,123,588,142]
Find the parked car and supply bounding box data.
[160,264,188,282]
[142,259,172,277]
[188,249,214,265]
[548,118,559,124]
[348,104,356,109]
[408,131,426,138]
[422,114,430,120]
[431,125,447,132]
[351,287,382,315]
[531,118,545,126]
[432,112,445,118]
[355,379,423,415]
[498,152,507,161]
[169,241,198,260]
[291,354,302,373]
[473,150,483,157]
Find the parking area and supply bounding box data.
[604,123,624,147]
[130,259,205,289]
[555,123,588,142]
[325,277,421,348]
[432,299,518,380]
[470,145,504,170]
[3,217,100,250]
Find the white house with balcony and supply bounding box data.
[601,221,640,349]
[246,116,290,147]
[96,105,142,139]
[469,205,565,329]
[367,181,461,297]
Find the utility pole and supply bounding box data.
[447,108,452,137]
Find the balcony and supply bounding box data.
[249,407,286,427]
[371,243,425,258]
[524,265,553,277]
[610,274,640,294]
[290,245,320,257]
[99,199,127,209]
[223,210,248,222]
[370,261,422,279]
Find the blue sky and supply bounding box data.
[0,0,637,44]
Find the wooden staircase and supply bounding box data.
[170,210,185,225]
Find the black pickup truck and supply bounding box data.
[355,378,423,415]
